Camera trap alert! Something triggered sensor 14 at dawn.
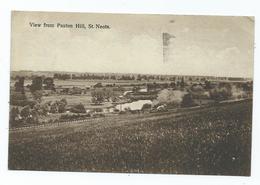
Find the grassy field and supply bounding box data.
[10,79,154,88]
[42,94,92,105]
[42,94,115,109]
[8,100,252,176]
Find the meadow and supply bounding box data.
[9,100,252,176]
[10,79,153,88]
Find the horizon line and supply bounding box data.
[11,70,253,80]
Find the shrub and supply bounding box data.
[70,103,86,113]
[210,85,232,102]
[181,93,196,107]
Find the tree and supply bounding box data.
[32,90,43,102]
[14,77,25,93]
[181,93,195,107]
[103,88,115,101]
[91,90,105,104]
[30,108,39,121]
[136,74,142,81]
[191,84,204,92]
[43,77,55,90]
[10,91,27,106]
[60,98,67,105]
[58,98,67,113]
[50,102,59,113]
[210,85,232,102]
[170,82,176,88]
[32,101,49,116]
[10,107,20,125]
[20,105,30,118]
[180,77,185,88]
[241,82,253,92]
[30,76,43,92]
[205,80,212,90]
[40,103,50,116]
[48,99,68,114]
[157,89,184,107]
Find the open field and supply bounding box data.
[42,94,92,105]
[9,100,252,175]
[41,94,116,109]
[41,94,115,109]
[10,79,158,88]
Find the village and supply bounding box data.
[9,71,253,128]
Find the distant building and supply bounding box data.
[93,83,103,88]
[123,91,133,96]
[139,88,148,93]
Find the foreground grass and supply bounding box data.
[9,100,252,176]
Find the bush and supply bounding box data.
[91,90,105,104]
[10,92,36,107]
[92,113,105,118]
[10,99,36,107]
[20,105,30,118]
[70,103,86,113]
[181,93,196,107]
[157,89,184,106]
[94,108,103,113]
[210,86,232,102]
[60,113,91,121]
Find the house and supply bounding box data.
[93,83,103,88]
[123,90,133,96]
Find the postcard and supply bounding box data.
[9,11,254,176]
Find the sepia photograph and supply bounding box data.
[8,11,254,176]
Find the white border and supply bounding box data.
[0,0,259,185]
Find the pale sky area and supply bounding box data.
[11,11,254,78]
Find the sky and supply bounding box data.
[11,11,255,78]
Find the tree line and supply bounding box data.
[53,73,177,81]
